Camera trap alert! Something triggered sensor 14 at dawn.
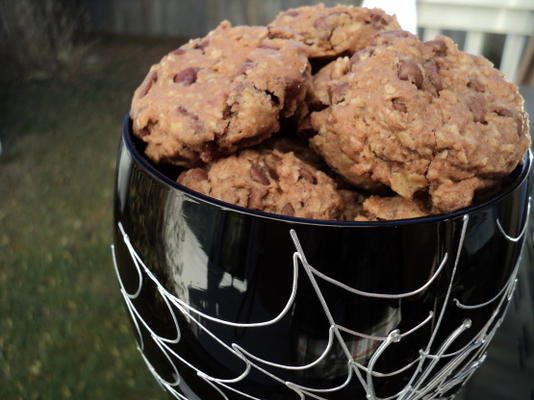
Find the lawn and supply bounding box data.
[0,36,185,400]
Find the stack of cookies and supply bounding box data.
[130,4,530,221]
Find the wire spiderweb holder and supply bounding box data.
[111,197,531,400]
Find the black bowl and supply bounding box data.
[113,116,531,400]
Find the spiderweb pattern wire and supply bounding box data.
[111,209,529,400]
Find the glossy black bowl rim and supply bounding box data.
[122,115,532,227]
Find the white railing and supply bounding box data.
[418,0,534,82]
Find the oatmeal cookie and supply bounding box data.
[356,195,430,221]
[269,4,400,59]
[306,31,530,212]
[177,148,343,220]
[131,21,311,167]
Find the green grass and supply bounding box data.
[0,36,184,400]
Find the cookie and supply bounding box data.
[306,31,530,212]
[177,148,343,220]
[338,189,366,221]
[355,195,430,221]
[269,4,400,59]
[131,21,311,167]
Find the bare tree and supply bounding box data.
[0,0,89,79]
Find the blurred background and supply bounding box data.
[0,0,533,399]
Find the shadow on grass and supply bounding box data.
[0,35,185,400]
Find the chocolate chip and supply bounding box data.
[138,127,150,137]
[392,98,407,113]
[140,71,158,97]
[467,78,485,93]
[281,203,295,216]
[193,40,209,51]
[284,10,300,17]
[313,11,343,30]
[468,97,486,123]
[174,67,200,85]
[369,10,387,28]
[267,167,279,181]
[313,12,344,39]
[248,188,268,208]
[138,120,156,137]
[425,60,443,91]
[172,48,186,56]
[239,59,255,74]
[398,60,423,89]
[424,40,448,57]
[376,30,412,46]
[492,106,513,117]
[259,44,279,51]
[299,168,317,184]
[313,15,328,30]
[177,105,189,115]
[177,106,199,120]
[379,30,412,39]
[328,82,349,104]
[250,164,270,185]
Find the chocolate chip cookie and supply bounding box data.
[131,21,311,167]
[177,147,343,220]
[269,4,400,59]
[306,31,530,212]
